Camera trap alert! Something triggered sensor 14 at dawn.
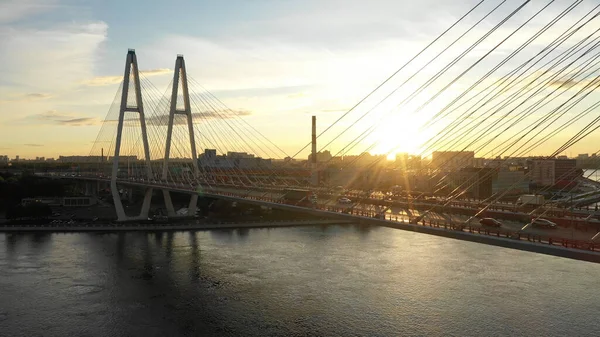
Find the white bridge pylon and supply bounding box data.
[110,50,198,221]
[161,54,199,217]
[111,49,154,221]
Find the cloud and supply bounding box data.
[115,110,252,126]
[0,0,58,24]
[210,0,472,51]
[57,117,99,126]
[0,21,108,92]
[82,68,172,86]
[549,77,600,90]
[319,108,348,113]
[211,85,314,99]
[24,143,43,147]
[19,110,101,126]
[0,92,52,102]
[147,110,252,126]
[25,93,52,99]
[143,68,171,75]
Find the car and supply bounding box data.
[338,197,352,204]
[530,218,557,229]
[479,218,502,227]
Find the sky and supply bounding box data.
[1,0,600,160]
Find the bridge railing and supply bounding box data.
[40,173,600,253]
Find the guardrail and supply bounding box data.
[317,206,600,253]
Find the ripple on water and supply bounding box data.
[6,266,43,274]
[67,284,105,295]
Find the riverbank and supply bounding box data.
[0,219,353,233]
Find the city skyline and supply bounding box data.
[2,0,600,160]
[3,149,599,162]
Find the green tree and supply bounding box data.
[6,202,52,220]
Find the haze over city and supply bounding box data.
[2,0,600,159]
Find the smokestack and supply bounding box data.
[101,148,104,162]
[311,116,317,164]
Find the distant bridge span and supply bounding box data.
[28,174,600,262]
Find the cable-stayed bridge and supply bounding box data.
[37,1,600,260]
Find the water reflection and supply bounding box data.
[236,228,249,239]
[116,232,126,263]
[354,223,372,236]
[142,235,154,280]
[5,233,18,257]
[154,231,163,245]
[165,232,174,259]
[210,228,235,242]
[1,227,599,337]
[188,232,200,282]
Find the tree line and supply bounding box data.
[0,171,68,211]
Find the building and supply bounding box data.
[62,196,97,207]
[198,149,271,169]
[0,155,8,166]
[491,169,529,196]
[554,158,580,186]
[530,158,581,187]
[59,155,105,163]
[431,151,474,171]
[205,149,217,158]
[394,154,422,170]
[308,150,332,163]
[530,159,555,186]
[341,153,387,168]
[22,196,96,207]
[227,151,254,159]
[445,167,493,199]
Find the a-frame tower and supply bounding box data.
[110,49,154,221]
[161,55,200,217]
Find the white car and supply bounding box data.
[338,197,352,204]
[530,218,557,229]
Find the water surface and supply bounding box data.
[0,225,598,336]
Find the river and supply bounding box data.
[0,225,598,336]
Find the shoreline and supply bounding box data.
[0,219,354,233]
[2,215,599,263]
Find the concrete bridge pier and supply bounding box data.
[162,190,176,217]
[121,187,153,221]
[162,189,197,218]
[188,194,198,217]
[138,188,153,220]
[111,184,154,222]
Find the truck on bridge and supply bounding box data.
[281,189,317,207]
[516,194,545,211]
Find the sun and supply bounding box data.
[370,113,426,158]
